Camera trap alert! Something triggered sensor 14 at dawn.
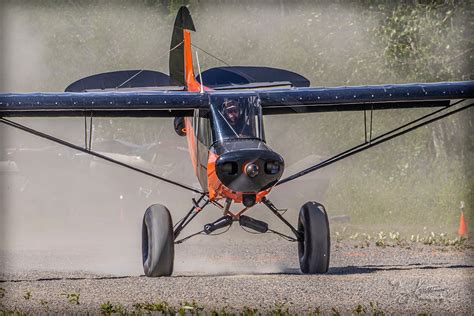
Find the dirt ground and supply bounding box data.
[1,230,472,314]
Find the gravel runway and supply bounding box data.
[1,232,472,315]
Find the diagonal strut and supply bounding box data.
[0,117,204,194]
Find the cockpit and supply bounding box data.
[174,92,283,201]
[209,94,264,143]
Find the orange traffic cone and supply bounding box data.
[458,211,467,237]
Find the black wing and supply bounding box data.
[1,81,473,190]
[0,91,207,117]
[1,81,472,117]
[259,81,474,114]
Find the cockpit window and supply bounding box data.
[209,94,264,143]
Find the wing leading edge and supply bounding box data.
[259,81,474,114]
[1,81,473,117]
[0,91,208,117]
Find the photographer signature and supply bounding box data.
[389,279,449,304]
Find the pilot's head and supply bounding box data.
[223,99,240,126]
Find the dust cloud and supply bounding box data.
[1,1,471,277]
[0,1,7,275]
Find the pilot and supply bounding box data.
[222,99,252,136]
[223,99,241,127]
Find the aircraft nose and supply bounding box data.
[215,149,284,193]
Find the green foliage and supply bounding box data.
[308,306,321,315]
[210,306,232,316]
[374,1,472,82]
[132,299,204,314]
[22,292,31,300]
[100,301,126,315]
[240,306,259,316]
[133,300,174,313]
[271,302,289,315]
[62,292,80,305]
[334,227,467,248]
[353,304,366,314]
[0,307,28,316]
[331,306,341,316]
[369,301,385,316]
[415,232,467,247]
[324,151,472,229]
[178,300,204,315]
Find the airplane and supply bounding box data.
[0,6,473,277]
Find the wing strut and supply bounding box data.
[0,117,204,194]
[84,113,94,150]
[276,99,473,186]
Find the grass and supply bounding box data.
[240,306,259,316]
[62,292,80,305]
[308,306,321,315]
[100,301,127,315]
[209,306,233,316]
[22,292,31,301]
[271,303,290,316]
[94,300,394,315]
[332,226,468,249]
[324,154,473,232]
[0,308,28,316]
[0,297,460,315]
[131,300,204,315]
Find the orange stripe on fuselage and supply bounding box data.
[182,28,208,184]
[206,151,221,200]
[185,117,198,177]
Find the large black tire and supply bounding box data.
[142,204,174,277]
[298,201,330,274]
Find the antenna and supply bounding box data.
[195,51,204,94]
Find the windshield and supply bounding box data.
[209,94,264,143]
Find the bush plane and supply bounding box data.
[1,7,473,276]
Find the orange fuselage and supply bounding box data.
[181,29,280,205]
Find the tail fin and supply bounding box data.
[169,6,201,91]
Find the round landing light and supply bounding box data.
[245,163,259,178]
